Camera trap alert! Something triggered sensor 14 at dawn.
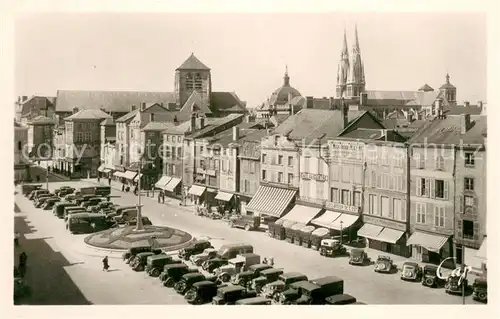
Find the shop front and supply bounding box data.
[112,170,126,183]
[164,177,182,199]
[123,170,138,186]
[214,190,236,215]
[313,202,361,242]
[187,184,207,205]
[406,230,452,264]
[245,184,297,222]
[358,215,409,257]
[155,175,171,190]
[277,204,322,228]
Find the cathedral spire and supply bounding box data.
[353,24,360,54]
[342,28,349,57]
[346,24,366,98]
[336,28,350,98]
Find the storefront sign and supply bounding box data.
[206,169,216,176]
[325,201,359,214]
[300,172,327,182]
[328,141,364,161]
[363,215,406,231]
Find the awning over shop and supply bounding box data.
[476,237,487,260]
[165,177,182,192]
[97,164,106,172]
[103,168,111,173]
[133,173,143,182]
[376,228,405,244]
[328,213,359,231]
[246,185,297,218]
[357,224,384,240]
[311,210,341,229]
[278,205,322,225]
[406,231,449,252]
[155,176,172,189]
[123,170,138,180]
[188,185,206,197]
[113,171,125,178]
[215,191,234,202]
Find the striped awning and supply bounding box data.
[358,223,384,240]
[97,164,106,172]
[311,210,341,229]
[246,185,297,218]
[123,170,138,180]
[376,227,405,244]
[165,177,182,192]
[278,205,322,225]
[328,213,359,231]
[133,173,143,182]
[407,231,449,252]
[113,171,125,178]
[215,191,234,202]
[155,176,172,189]
[188,185,206,197]
[476,237,487,260]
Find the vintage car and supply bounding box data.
[146,254,181,277]
[472,277,487,303]
[58,187,76,197]
[160,263,198,287]
[213,253,261,282]
[252,268,284,293]
[374,255,395,273]
[190,248,218,266]
[445,275,468,295]
[178,240,213,261]
[400,262,423,281]
[212,285,257,305]
[132,252,165,271]
[299,225,316,248]
[230,263,273,286]
[125,217,153,227]
[262,272,309,300]
[122,246,160,263]
[21,183,43,196]
[53,203,78,218]
[174,273,211,295]
[310,228,330,250]
[228,215,261,231]
[34,195,58,208]
[202,258,229,273]
[319,239,347,257]
[235,296,272,305]
[421,265,445,288]
[278,280,310,304]
[348,248,369,265]
[292,276,344,305]
[41,198,60,210]
[324,293,357,305]
[184,280,219,304]
[28,189,50,200]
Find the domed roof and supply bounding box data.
[269,67,302,105]
[439,73,456,90]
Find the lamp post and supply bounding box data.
[340,220,344,244]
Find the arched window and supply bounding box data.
[17,141,22,151]
[436,156,445,170]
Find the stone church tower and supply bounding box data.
[174,53,212,108]
[336,26,366,99]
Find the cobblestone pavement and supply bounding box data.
[14,180,483,305]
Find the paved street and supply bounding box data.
[15,180,482,305]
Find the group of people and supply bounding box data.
[157,190,166,203]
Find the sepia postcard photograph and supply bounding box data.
[4,1,498,319]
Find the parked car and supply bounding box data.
[213,253,261,282]
[278,280,313,305]
[66,213,112,234]
[125,217,153,227]
[190,248,218,266]
[58,188,75,197]
[174,272,212,295]
[235,296,272,305]
[178,240,213,261]
[94,186,111,197]
[122,246,160,264]
[53,202,79,218]
[251,268,284,293]
[145,254,181,277]
[348,248,369,265]
[81,198,106,209]
[202,258,229,273]
[294,276,344,305]
[62,194,79,202]
[111,209,139,225]
[261,272,308,300]
[216,243,254,260]
[184,280,219,304]
[34,195,57,208]
[41,198,60,210]
[160,263,198,287]
[445,275,468,295]
[374,255,394,273]
[324,293,357,305]
[319,239,347,257]
[228,215,261,231]
[229,263,272,286]
[472,277,487,303]
[400,262,423,281]
[132,252,165,271]
[29,189,49,200]
[212,285,257,305]
[21,183,42,196]
[421,265,445,288]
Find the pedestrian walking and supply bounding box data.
[18,252,27,277]
[158,190,162,203]
[162,191,165,203]
[102,256,110,271]
[97,175,100,182]
[121,184,125,192]
[108,177,111,185]
[14,231,20,246]
[133,185,138,196]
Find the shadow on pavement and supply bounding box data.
[14,215,92,305]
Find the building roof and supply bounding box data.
[239,128,269,143]
[163,120,192,134]
[189,114,244,139]
[137,111,183,128]
[20,96,56,117]
[64,109,113,121]
[115,109,139,122]
[179,91,212,114]
[176,53,210,71]
[27,115,56,125]
[100,117,115,126]
[365,90,441,107]
[211,92,247,112]
[339,128,406,142]
[206,124,265,148]
[445,105,483,115]
[55,90,176,113]
[273,109,375,144]
[142,121,176,131]
[408,115,486,145]
[418,84,434,91]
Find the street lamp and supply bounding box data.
[340,220,344,244]
[134,155,152,232]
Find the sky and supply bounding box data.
[15,12,487,108]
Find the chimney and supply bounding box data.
[306,96,314,109]
[360,93,368,106]
[341,99,349,128]
[190,113,196,132]
[477,101,483,109]
[22,96,28,102]
[173,115,178,125]
[72,107,79,114]
[141,102,146,111]
[131,104,137,111]
[460,114,471,134]
[233,126,240,141]
[150,113,155,122]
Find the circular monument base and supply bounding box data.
[84,225,194,251]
